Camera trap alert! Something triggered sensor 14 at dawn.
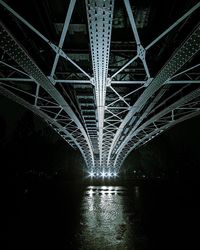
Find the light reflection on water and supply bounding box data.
[79,186,141,250]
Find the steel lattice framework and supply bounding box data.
[0,0,200,177]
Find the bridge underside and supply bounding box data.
[0,0,200,177]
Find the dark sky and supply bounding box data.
[123,114,200,179]
[0,95,84,180]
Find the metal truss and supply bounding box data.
[108,22,200,166]
[114,89,200,171]
[0,9,95,171]
[0,85,93,168]
[0,0,200,176]
[106,2,200,171]
[86,0,114,174]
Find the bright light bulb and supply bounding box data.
[89,172,95,177]
[107,172,111,177]
[101,172,105,178]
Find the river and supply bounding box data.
[7,179,198,249]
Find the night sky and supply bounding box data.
[0,95,84,180]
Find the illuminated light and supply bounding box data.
[88,188,94,197]
[88,172,118,178]
[107,172,112,178]
[101,172,106,178]
[135,186,139,197]
[89,172,95,178]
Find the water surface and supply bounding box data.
[7,180,198,250]
[79,186,143,249]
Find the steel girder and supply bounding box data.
[114,88,200,170]
[107,22,200,169]
[86,0,114,173]
[1,77,200,85]
[0,0,200,176]
[0,22,95,170]
[0,85,93,167]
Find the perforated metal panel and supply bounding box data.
[86,0,114,173]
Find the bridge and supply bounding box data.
[0,0,200,178]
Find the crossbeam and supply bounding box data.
[0,0,200,177]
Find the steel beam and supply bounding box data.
[107,23,200,167]
[0,22,94,168]
[1,78,200,85]
[0,85,93,168]
[0,0,91,79]
[86,0,114,172]
[114,88,200,170]
[110,2,200,79]
[50,0,76,78]
[1,0,200,176]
